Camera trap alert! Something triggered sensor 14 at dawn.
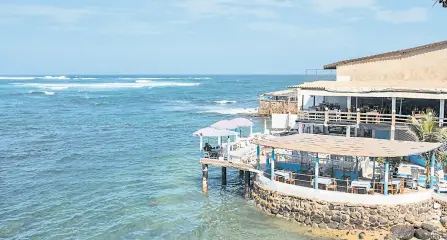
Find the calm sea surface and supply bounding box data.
[0,75,326,240]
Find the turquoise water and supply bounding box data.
[0,75,323,240]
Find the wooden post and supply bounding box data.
[346,126,351,137]
[256,145,261,170]
[239,170,244,178]
[245,171,251,199]
[356,108,360,127]
[202,164,208,194]
[222,167,227,185]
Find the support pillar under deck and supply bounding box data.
[202,164,208,194]
[244,171,251,199]
[222,167,227,185]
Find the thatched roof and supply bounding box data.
[324,40,447,69]
[253,133,441,157]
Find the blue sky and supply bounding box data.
[0,0,446,74]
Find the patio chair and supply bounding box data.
[346,179,353,193]
[326,179,337,191]
[287,172,296,185]
[388,182,398,195]
[399,178,405,194]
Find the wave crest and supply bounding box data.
[214,100,236,104]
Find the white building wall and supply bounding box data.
[271,114,298,129]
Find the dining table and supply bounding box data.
[274,170,290,180]
[351,180,371,193]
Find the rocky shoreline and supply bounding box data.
[251,181,447,240]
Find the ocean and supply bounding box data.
[0,75,324,240]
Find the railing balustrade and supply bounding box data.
[297,110,437,126]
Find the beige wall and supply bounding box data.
[336,48,447,82]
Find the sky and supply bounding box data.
[0,0,446,75]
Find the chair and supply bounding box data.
[399,178,405,194]
[326,179,337,191]
[346,179,353,193]
[287,172,296,185]
[388,182,398,195]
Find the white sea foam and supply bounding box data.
[214,100,237,104]
[73,77,97,80]
[202,107,258,115]
[28,91,56,95]
[41,76,69,80]
[49,86,69,90]
[12,80,200,90]
[0,76,36,80]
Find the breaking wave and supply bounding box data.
[214,100,237,104]
[200,107,257,115]
[28,91,56,95]
[0,76,70,80]
[11,81,200,90]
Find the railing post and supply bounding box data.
[324,107,329,125]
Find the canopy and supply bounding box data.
[230,118,254,127]
[253,133,442,158]
[193,127,239,137]
[210,120,239,130]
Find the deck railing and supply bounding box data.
[297,110,439,126]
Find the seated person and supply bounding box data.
[204,143,212,152]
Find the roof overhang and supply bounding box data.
[253,133,441,158]
[288,80,447,99]
[323,40,447,69]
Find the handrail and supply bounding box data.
[297,110,438,125]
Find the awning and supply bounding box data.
[252,133,441,157]
[288,80,447,94]
[193,127,239,137]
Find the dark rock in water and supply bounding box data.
[414,228,431,240]
[390,225,414,240]
[421,223,436,232]
[358,232,366,239]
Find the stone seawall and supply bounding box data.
[258,100,297,115]
[252,181,447,239]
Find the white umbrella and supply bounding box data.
[193,127,238,159]
[193,127,238,137]
[229,117,254,137]
[229,118,254,127]
[210,120,239,130]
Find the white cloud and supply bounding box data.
[376,7,428,24]
[0,4,92,23]
[309,0,376,13]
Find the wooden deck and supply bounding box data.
[200,158,261,173]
